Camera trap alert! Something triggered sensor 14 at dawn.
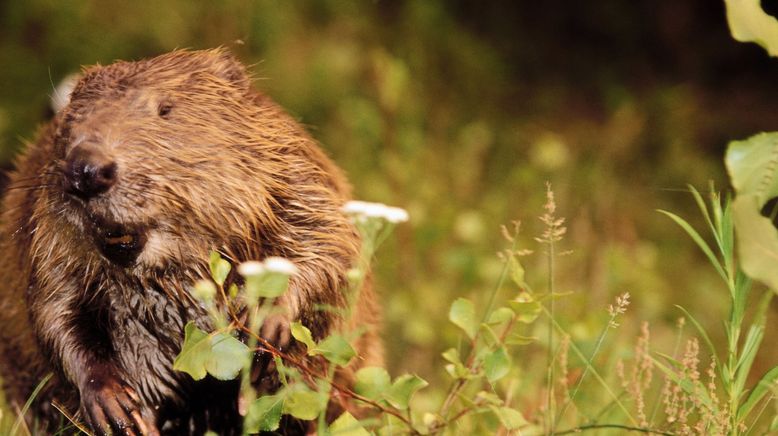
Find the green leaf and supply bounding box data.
[314,333,356,366]
[449,298,478,339]
[209,251,231,286]
[441,348,460,364]
[486,307,515,326]
[442,348,469,379]
[651,355,714,411]
[173,322,211,380]
[489,406,527,430]
[480,324,501,347]
[505,333,536,346]
[246,272,290,299]
[674,305,719,370]
[738,365,778,420]
[725,132,778,293]
[354,366,391,401]
[283,388,323,420]
[484,346,511,384]
[385,374,428,410]
[275,356,300,386]
[732,195,778,293]
[725,0,778,57]
[330,411,370,436]
[733,292,772,399]
[659,210,727,283]
[227,283,239,299]
[290,322,316,352]
[508,256,528,289]
[173,322,248,382]
[508,292,541,324]
[474,391,503,406]
[244,394,284,433]
[191,280,217,302]
[206,332,249,380]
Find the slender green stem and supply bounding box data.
[438,231,518,421]
[546,239,556,433]
[317,364,337,433]
[541,306,638,426]
[650,318,685,424]
[557,311,618,424]
[240,301,270,436]
[481,228,519,324]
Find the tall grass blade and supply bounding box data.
[673,305,720,370]
[733,292,773,403]
[738,365,778,421]
[658,210,728,285]
[650,355,715,411]
[10,373,52,436]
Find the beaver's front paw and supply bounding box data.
[79,368,159,436]
[259,312,292,352]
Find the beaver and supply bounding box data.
[0,48,382,435]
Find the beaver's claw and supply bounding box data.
[80,371,159,436]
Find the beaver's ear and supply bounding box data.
[200,48,251,90]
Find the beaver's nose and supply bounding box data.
[63,145,117,199]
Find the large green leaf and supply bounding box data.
[209,251,231,286]
[313,333,356,367]
[384,374,428,410]
[207,332,249,380]
[290,322,316,351]
[330,411,370,436]
[354,366,391,401]
[725,0,778,57]
[489,406,527,430]
[484,346,511,384]
[283,388,323,420]
[449,298,478,339]
[173,322,212,380]
[173,322,249,381]
[725,132,778,293]
[244,394,284,433]
[738,365,778,420]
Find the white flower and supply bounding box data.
[262,257,298,275]
[382,206,410,223]
[342,200,409,223]
[237,261,265,277]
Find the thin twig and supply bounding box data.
[553,423,675,435]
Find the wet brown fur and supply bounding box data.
[0,49,382,435]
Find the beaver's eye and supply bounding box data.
[157,101,173,119]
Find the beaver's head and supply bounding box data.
[47,49,328,271]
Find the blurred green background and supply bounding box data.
[1,0,776,416]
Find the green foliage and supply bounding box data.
[290,321,316,351]
[725,0,778,56]
[354,367,391,401]
[330,412,370,436]
[209,251,231,287]
[382,374,428,411]
[244,394,284,433]
[173,322,249,381]
[661,185,776,433]
[725,133,778,293]
[448,298,477,340]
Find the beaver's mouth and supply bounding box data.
[91,219,148,267]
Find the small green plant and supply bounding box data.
[173,180,777,435]
[657,186,776,434]
[174,201,423,435]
